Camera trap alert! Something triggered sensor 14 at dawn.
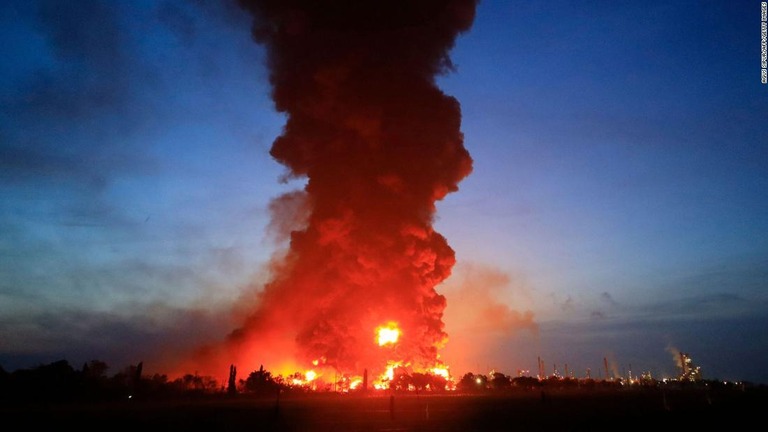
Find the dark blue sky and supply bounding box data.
[1,0,767,384]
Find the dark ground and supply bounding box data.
[4,387,765,431]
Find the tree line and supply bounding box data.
[2,359,748,404]
[0,359,344,403]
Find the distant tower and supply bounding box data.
[227,364,237,395]
[538,356,545,379]
[363,368,368,392]
[680,353,688,376]
[604,357,610,380]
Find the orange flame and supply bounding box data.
[431,366,450,379]
[376,322,400,346]
[305,370,317,381]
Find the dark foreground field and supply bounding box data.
[4,387,765,431]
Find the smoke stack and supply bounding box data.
[680,352,688,376]
[228,364,238,395]
[363,368,368,392]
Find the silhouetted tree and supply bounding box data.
[82,360,109,379]
[544,375,561,389]
[172,373,219,393]
[490,372,511,390]
[512,376,541,390]
[457,372,488,393]
[78,360,113,400]
[243,365,281,395]
[140,373,173,398]
[429,373,449,392]
[111,362,147,396]
[410,372,427,391]
[390,372,408,391]
[14,360,78,402]
[0,365,9,400]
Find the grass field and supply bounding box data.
[5,387,765,431]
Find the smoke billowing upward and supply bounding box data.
[666,345,683,369]
[190,0,479,378]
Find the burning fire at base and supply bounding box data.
[282,322,456,392]
[179,1,480,385]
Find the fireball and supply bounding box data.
[305,370,317,381]
[376,322,401,346]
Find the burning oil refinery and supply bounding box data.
[177,0,480,388]
[2,1,765,430]
[217,348,718,395]
[677,352,703,382]
[171,2,717,393]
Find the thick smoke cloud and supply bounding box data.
[188,0,479,377]
[442,264,536,336]
[440,264,537,373]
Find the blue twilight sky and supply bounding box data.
[1,0,767,383]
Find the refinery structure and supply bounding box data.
[531,351,706,385]
[228,349,712,394]
[678,352,703,382]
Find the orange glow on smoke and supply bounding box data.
[376,323,401,346]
